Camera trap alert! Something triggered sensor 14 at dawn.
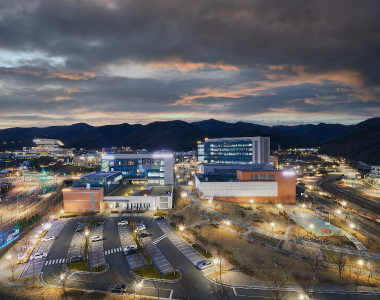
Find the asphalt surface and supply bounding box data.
[35,213,380,300]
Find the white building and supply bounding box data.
[371,166,380,178]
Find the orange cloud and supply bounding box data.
[0,67,96,80]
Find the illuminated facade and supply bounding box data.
[198,137,270,164]
[100,153,174,185]
[72,171,123,195]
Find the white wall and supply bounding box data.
[195,175,277,197]
[104,194,172,210]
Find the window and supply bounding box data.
[251,174,275,180]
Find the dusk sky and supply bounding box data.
[0,0,379,129]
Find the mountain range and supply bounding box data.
[0,118,379,164]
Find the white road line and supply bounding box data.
[104,251,107,256]
[45,261,49,265]
[169,290,173,298]
[111,249,113,254]
[233,287,237,296]
[48,260,52,265]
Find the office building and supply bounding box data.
[197,137,270,165]
[73,154,102,166]
[63,187,105,213]
[371,166,380,178]
[194,169,296,203]
[100,153,174,185]
[72,171,123,196]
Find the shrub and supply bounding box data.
[60,214,78,218]
[154,211,166,216]
[111,210,119,213]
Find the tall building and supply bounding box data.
[197,137,270,164]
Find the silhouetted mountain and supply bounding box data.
[0,118,379,164]
[320,118,380,164]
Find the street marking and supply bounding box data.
[233,287,237,296]
[169,290,173,299]
[111,249,113,254]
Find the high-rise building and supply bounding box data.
[197,137,270,164]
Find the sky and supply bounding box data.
[0,0,379,129]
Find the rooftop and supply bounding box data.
[79,171,122,178]
[109,184,172,197]
[196,174,237,182]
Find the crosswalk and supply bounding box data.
[153,234,167,244]
[104,247,123,256]
[45,258,65,265]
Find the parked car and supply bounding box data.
[118,220,128,226]
[137,232,150,238]
[42,236,55,242]
[125,248,139,256]
[75,227,84,232]
[66,256,83,264]
[135,224,146,231]
[109,284,127,293]
[196,260,213,270]
[30,252,47,260]
[125,245,137,251]
[91,236,102,242]
[154,215,165,221]
[92,222,104,227]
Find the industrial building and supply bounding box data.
[22,138,74,156]
[197,137,270,164]
[194,169,296,203]
[63,187,105,213]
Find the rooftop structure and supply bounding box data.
[72,171,123,196]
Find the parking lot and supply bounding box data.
[155,220,204,266]
[118,224,146,269]
[20,219,68,278]
[89,224,106,268]
[67,222,87,260]
[141,231,174,275]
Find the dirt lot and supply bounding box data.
[282,242,321,257]
[193,222,380,286]
[202,200,247,222]
[169,206,205,227]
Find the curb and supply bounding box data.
[63,263,109,275]
[130,269,182,283]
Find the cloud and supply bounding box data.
[0,0,379,128]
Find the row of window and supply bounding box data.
[251,174,275,180]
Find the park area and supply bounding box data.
[290,212,348,236]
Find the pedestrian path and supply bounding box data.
[45,258,65,265]
[153,234,167,244]
[118,224,146,269]
[20,219,68,278]
[156,220,205,266]
[104,247,123,255]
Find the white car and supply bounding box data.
[124,245,137,251]
[30,252,47,260]
[91,236,102,242]
[118,220,128,226]
[42,236,55,242]
[196,260,213,270]
[135,224,146,231]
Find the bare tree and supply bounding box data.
[177,273,197,300]
[48,269,71,293]
[142,240,157,263]
[131,277,143,299]
[296,274,315,300]
[77,271,93,293]
[7,252,18,286]
[214,245,228,283]
[104,269,122,294]
[209,282,230,300]
[367,261,375,282]
[331,252,348,282]
[168,252,180,276]
[265,274,287,300]
[307,251,323,281]
[153,279,167,300]
[290,242,298,254]
[118,210,123,222]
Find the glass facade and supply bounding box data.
[198,141,253,164]
[101,158,165,181]
[73,172,123,195]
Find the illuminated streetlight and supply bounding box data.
[61,209,64,214]
[7,254,11,260]
[179,226,184,236]
[208,200,212,204]
[271,222,275,232]
[342,201,347,207]
[336,209,341,215]
[299,295,305,300]
[181,192,187,198]
[226,221,231,226]
[358,260,363,267]
[350,223,355,229]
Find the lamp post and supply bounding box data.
[226,220,230,226]
[249,199,254,209]
[358,259,363,280]
[342,201,347,208]
[309,224,314,236]
[277,204,282,213]
[179,226,184,237]
[302,204,305,212]
[181,192,187,198]
[271,222,275,232]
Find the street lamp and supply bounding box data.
[7,254,11,260]
[249,199,254,209]
[350,223,355,229]
[302,204,305,212]
[308,224,314,236]
[342,201,347,208]
[208,200,212,204]
[61,209,64,214]
[271,222,275,232]
[226,221,231,226]
[179,226,184,236]
[181,192,187,198]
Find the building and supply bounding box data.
[197,137,270,164]
[73,154,101,166]
[63,187,105,213]
[104,185,173,211]
[270,155,278,169]
[100,153,174,185]
[200,163,273,175]
[23,138,74,156]
[175,150,197,161]
[72,171,123,196]
[371,166,380,178]
[194,169,296,203]
[0,153,15,162]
